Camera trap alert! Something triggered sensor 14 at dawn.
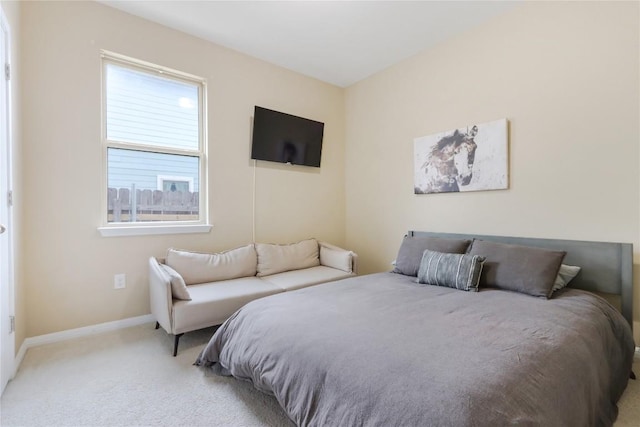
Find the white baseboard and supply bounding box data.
[13,314,154,378]
[9,319,640,378]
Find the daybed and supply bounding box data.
[149,238,357,356]
[196,231,636,426]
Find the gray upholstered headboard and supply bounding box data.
[409,231,634,326]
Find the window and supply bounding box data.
[157,175,194,193]
[99,51,209,236]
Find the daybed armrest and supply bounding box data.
[148,257,173,333]
[319,241,358,275]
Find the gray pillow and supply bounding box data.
[417,250,486,292]
[468,240,566,298]
[392,236,472,277]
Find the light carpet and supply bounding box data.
[1,323,639,426]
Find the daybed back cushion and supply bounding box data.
[256,238,320,277]
[319,243,353,273]
[166,244,257,285]
[468,240,566,298]
[160,264,191,300]
[417,250,485,292]
[392,236,472,277]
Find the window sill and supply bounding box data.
[98,224,212,237]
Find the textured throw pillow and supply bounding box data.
[160,264,191,300]
[166,244,257,285]
[468,240,566,298]
[256,238,320,277]
[552,264,581,292]
[392,236,472,277]
[417,250,485,292]
[319,244,353,273]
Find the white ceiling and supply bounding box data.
[99,1,518,87]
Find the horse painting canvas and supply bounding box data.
[414,119,508,194]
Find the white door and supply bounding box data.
[0,6,14,394]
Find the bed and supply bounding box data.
[195,231,636,426]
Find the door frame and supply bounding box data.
[0,4,15,395]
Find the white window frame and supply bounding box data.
[98,50,210,237]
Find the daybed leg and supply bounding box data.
[631,371,636,380]
[155,321,159,330]
[173,333,184,357]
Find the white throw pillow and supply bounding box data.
[255,238,320,277]
[160,264,191,300]
[319,245,353,273]
[552,264,581,292]
[166,244,257,285]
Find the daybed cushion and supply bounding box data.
[261,265,354,291]
[320,243,354,273]
[172,277,283,334]
[160,264,191,300]
[392,236,472,277]
[468,240,566,298]
[256,238,320,277]
[166,244,257,286]
[417,250,485,292]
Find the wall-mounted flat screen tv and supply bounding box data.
[251,106,324,167]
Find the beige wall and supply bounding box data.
[1,0,24,353]
[18,1,640,343]
[20,1,345,337]
[344,2,640,339]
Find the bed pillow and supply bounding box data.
[392,236,472,277]
[256,238,320,277]
[552,264,581,292]
[468,240,566,298]
[417,250,485,292]
[166,244,257,285]
[160,264,191,300]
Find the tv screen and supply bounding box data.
[251,106,324,167]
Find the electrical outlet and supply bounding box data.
[114,273,126,289]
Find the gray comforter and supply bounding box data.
[195,272,635,427]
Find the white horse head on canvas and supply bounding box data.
[415,126,478,194]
